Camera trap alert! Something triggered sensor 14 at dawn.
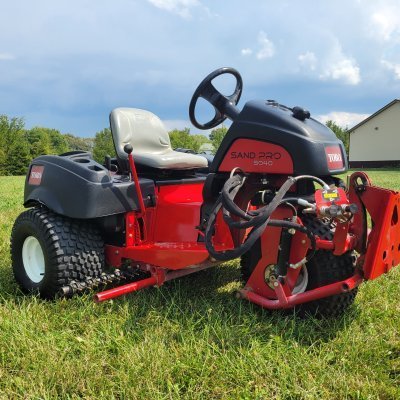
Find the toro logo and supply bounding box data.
[327,153,342,163]
[28,165,44,185]
[325,146,344,170]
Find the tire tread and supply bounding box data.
[11,207,104,298]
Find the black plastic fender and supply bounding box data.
[24,152,155,219]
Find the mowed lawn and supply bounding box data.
[0,170,399,399]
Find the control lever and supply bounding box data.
[104,155,112,171]
[124,144,146,217]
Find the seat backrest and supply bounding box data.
[110,108,172,160]
[110,107,208,170]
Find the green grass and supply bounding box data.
[0,171,400,399]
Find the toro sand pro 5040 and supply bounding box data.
[10,68,400,317]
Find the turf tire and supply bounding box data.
[298,217,358,317]
[10,207,104,299]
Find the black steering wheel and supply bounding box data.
[189,67,243,130]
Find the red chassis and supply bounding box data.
[95,155,400,309]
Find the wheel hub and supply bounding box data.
[264,264,308,294]
[22,236,45,283]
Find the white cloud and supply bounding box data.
[371,10,400,41]
[239,31,274,60]
[381,59,400,79]
[241,48,252,56]
[318,39,361,87]
[296,39,361,85]
[298,51,317,71]
[316,111,369,128]
[147,0,200,18]
[321,58,360,85]
[0,53,15,60]
[256,31,275,60]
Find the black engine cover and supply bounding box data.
[211,100,348,176]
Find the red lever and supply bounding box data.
[125,144,146,217]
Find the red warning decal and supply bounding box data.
[28,165,44,185]
[218,139,293,173]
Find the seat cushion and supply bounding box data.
[110,108,208,169]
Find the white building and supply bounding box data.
[348,99,400,168]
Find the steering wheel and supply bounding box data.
[189,67,243,130]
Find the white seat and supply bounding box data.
[110,108,208,170]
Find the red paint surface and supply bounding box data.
[240,273,363,310]
[105,242,210,270]
[348,176,400,280]
[245,208,310,299]
[219,139,293,173]
[105,182,210,270]
[127,153,146,216]
[94,276,158,302]
[153,183,204,243]
[314,187,355,255]
[125,212,137,247]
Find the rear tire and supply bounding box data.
[10,207,104,299]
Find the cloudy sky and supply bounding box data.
[1,0,400,137]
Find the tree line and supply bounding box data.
[0,116,95,175]
[0,115,227,176]
[0,114,347,176]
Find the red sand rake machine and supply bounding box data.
[11,68,400,317]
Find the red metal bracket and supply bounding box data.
[349,172,400,280]
[94,261,217,302]
[239,273,363,310]
[105,242,210,270]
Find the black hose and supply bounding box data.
[268,219,316,264]
[204,174,316,262]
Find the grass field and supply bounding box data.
[0,171,399,399]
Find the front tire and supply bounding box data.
[298,217,358,317]
[10,207,104,299]
[240,217,358,317]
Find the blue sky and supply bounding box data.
[1,0,400,137]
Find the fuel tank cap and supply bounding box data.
[292,106,311,121]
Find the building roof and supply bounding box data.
[348,99,400,133]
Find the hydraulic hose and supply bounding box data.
[204,173,321,262]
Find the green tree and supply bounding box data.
[209,125,228,153]
[0,115,28,175]
[25,127,70,156]
[169,128,211,152]
[325,120,349,154]
[64,134,94,152]
[93,128,115,163]
[0,115,25,154]
[191,134,211,152]
[8,135,31,175]
[169,128,193,150]
[47,128,69,154]
[25,127,52,159]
